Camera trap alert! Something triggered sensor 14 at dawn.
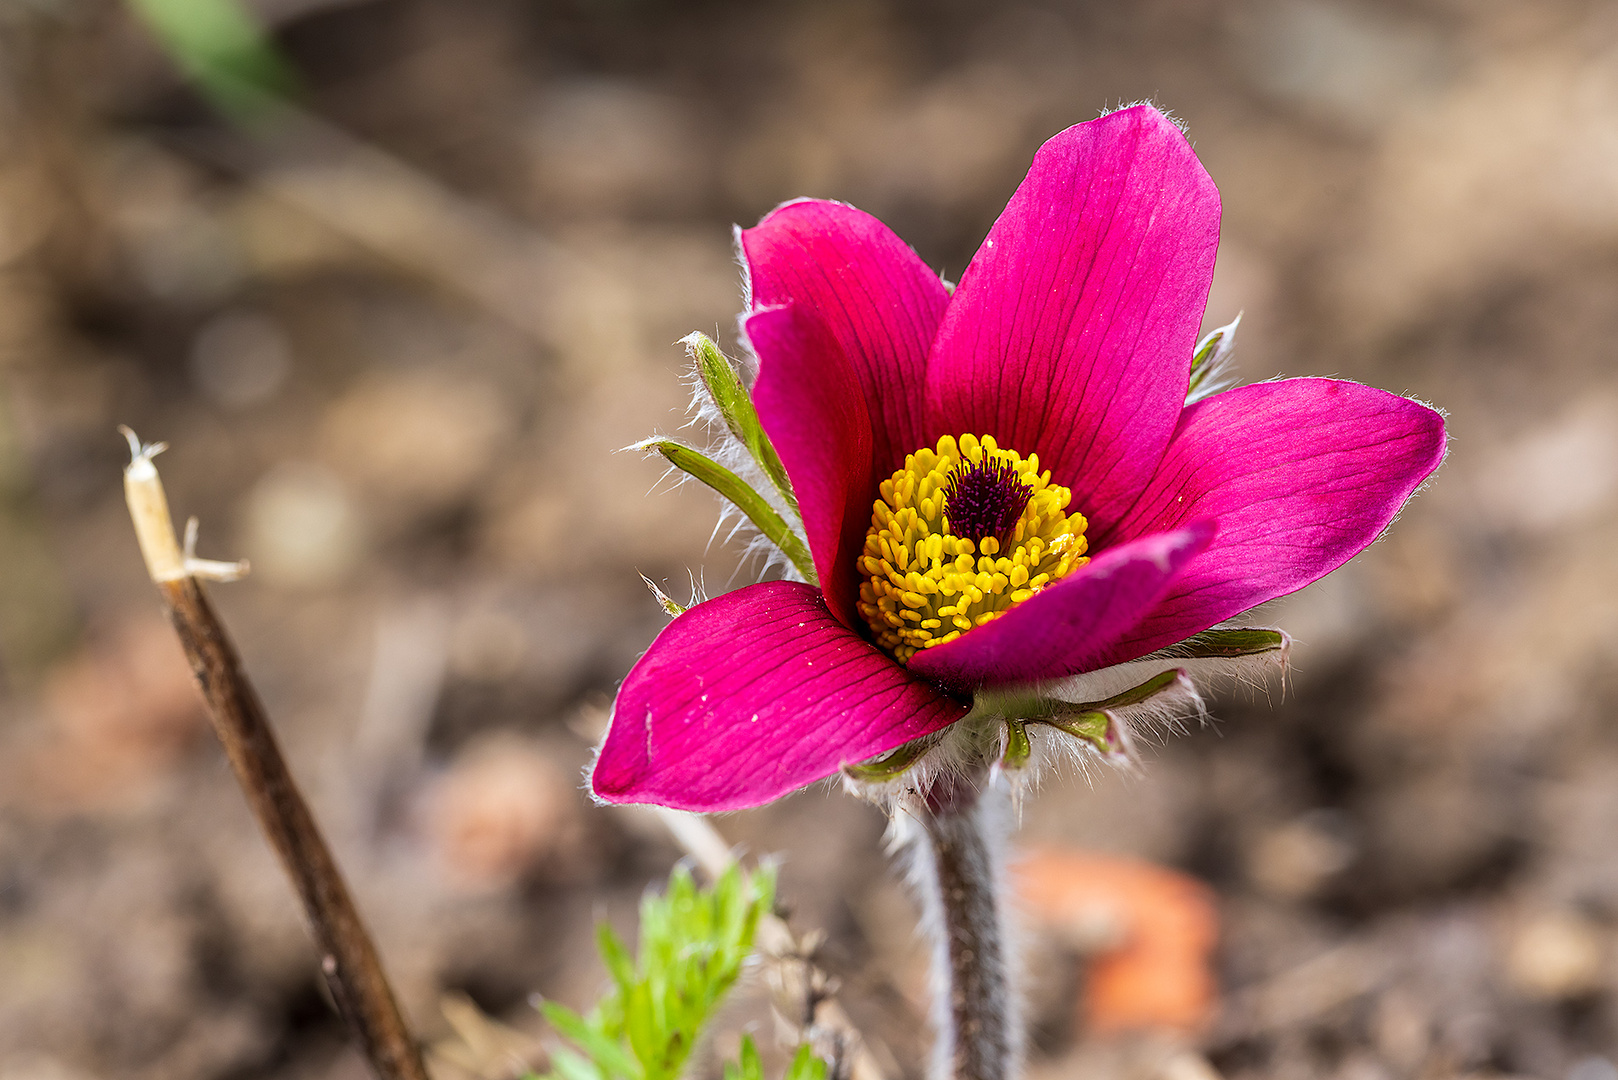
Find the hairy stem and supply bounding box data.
[910,770,1017,1080]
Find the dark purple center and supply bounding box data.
[943,456,1033,545]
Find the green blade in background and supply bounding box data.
[125,0,298,122]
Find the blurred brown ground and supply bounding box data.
[2,0,1618,1077]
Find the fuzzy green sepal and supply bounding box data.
[637,439,817,585]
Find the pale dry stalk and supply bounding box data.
[120,429,427,1080]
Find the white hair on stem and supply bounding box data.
[889,776,1021,1080]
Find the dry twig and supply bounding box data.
[119,428,428,1080]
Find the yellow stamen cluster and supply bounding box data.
[857,434,1090,663]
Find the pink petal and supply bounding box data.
[907,524,1216,692]
[747,304,874,627]
[1098,378,1447,663]
[742,200,950,476]
[924,105,1221,536]
[592,581,970,812]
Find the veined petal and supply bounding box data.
[742,199,950,476]
[907,523,1215,692]
[593,581,969,812]
[1098,378,1447,663]
[925,105,1221,536]
[747,303,875,627]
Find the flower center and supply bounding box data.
[857,434,1090,663]
[943,455,1033,546]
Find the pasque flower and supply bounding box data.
[592,104,1445,813]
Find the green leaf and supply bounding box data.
[744,1038,765,1074]
[548,1047,609,1080]
[786,1043,829,1080]
[747,1037,768,1076]
[539,863,776,1080]
[638,439,817,585]
[687,333,800,520]
[1168,626,1287,658]
[125,0,297,122]
[731,1035,765,1080]
[598,924,637,992]
[623,982,660,1078]
[842,731,942,783]
[543,1003,640,1080]
[721,1037,826,1080]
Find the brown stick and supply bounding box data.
[121,431,427,1080]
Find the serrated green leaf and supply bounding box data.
[688,333,800,520]
[542,863,775,1080]
[1170,626,1287,658]
[638,439,817,584]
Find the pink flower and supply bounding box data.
[592,105,1444,812]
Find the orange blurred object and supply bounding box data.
[25,616,207,810]
[426,733,583,890]
[1015,846,1220,1035]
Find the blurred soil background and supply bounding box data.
[1,0,1618,1077]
